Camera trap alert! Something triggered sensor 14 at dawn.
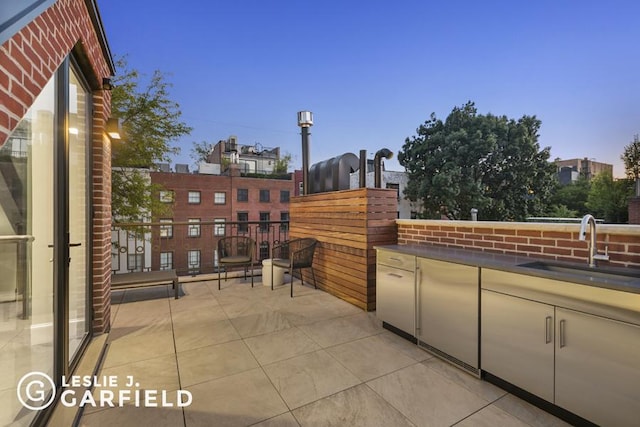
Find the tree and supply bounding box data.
[548,176,590,217]
[398,102,557,221]
[622,134,640,180]
[190,140,215,164]
[586,171,633,223]
[622,134,640,197]
[547,204,579,219]
[273,152,292,174]
[111,57,192,221]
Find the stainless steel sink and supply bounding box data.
[518,261,640,283]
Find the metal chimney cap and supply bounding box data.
[297,111,313,127]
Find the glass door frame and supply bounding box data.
[52,55,93,382]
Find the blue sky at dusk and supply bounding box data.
[99,1,639,176]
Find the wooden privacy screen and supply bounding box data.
[289,188,398,310]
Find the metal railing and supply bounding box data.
[111,220,289,277]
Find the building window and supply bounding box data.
[260,189,270,203]
[259,241,270,260]
[160,252,173,270]
[237,212,248,232]
[298,182,303,195]
[214,218,226,236]
[259,212,270,232]
[188,191,201,204]
[188,218,201,237]
[280,190,290,203]
[187,250,200,272]
[280,211,289,231]
[159,219,173,238]
[237,188,248,202]
[159,190,174,203]
[214,192,226,204]
[127,253,144,272]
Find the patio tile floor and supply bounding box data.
[78,278,571,427]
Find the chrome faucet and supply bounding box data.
[579,214,609,268]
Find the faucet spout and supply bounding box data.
[579,214,595,242]
[579,214,608,268]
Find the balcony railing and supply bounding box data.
[111,220,289,276]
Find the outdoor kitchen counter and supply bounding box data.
[375,244,640,426]
[377,244,640,294]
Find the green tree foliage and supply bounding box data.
[622,134,640,180]
[273,152,292,174]
[190,140,215,164]
[110,57,192,221]
[548,177,590,217]
[398,102,557,221]
[547,204,579,219]
[586,171,633,223]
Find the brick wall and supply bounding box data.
[150,171,295,272]
[1,0,114,333]
[397,219,640,268]
[91,96,112,333]
[152,171,295,223]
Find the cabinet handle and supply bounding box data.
[545,316,552,344]
[559,319,566,348]
[415,266,421,335]
[387,273,403,279]
[389,257,401,262]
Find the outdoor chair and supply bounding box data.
[217,236,255,289]
[272,238,318,297]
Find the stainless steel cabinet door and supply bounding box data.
[481,290,555,402]
[417,258,478,369]
[376,264,415,336]
[555,308,640,427]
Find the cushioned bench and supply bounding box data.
[110,270,180,299]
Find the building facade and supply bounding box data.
[556,158,613,184]
[207,135,282,175]
[149,164,295,274]
[1,0,115,425]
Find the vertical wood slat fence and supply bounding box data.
[289,188,398,310]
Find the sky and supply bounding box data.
[98,1,639,177]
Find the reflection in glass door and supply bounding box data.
[0,77,55,427]
[1,58,92,425]
[68,66,89,361]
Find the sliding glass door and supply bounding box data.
[68,66,90,362]
[0,57,91,426]
[0,74,56,427]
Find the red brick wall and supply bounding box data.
[152,172,295,222]
[397,220,640,268]
[1,0,114,333]
[91,96,112,333]
[151,171,295,272]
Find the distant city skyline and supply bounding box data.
[99,1,639,177]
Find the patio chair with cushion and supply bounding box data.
[272,238,318,297]
[217,236,255,289]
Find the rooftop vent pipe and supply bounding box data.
[374,148,393,188]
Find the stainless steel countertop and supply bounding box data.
[376,244,640,294]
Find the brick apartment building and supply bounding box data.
[149,163,296,274]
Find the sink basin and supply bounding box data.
[518,261,640,283]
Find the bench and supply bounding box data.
[111,270,181,299]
